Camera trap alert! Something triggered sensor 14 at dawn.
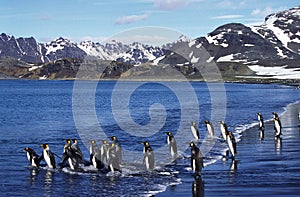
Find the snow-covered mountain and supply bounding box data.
[0,6,299,80]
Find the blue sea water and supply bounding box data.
[0,80,299,196]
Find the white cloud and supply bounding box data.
[154,0,189,10]
[115,13,149,25]
[251,6,286,17]
[213,14,244,19]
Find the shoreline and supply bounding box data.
[0,77,299,87]
[158,100,300,196]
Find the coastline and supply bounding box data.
[0,77,299,88]
[158,100,300,196]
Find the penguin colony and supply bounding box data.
[24,112,283,177]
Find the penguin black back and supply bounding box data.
[189,142,204,176]
[24,147,40,167]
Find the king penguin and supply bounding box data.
[62,144,80,170]
[189,142,204,177]
[107,143,122,172]
[110,136,123,164]
[24,147,40,167]
[190,122,200,141]
[100,139,110,164]
[204,120,214,137]
[274,116,282,138]
[40,143,56,169]
[90,140,104,169]
[225,131,237,159]
[257,112,264,130]
[142,141,155,171]
[165,132,178,159]
[71,139,83,162]
[220,120,228,141]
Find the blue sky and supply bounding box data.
[1,0,299,45]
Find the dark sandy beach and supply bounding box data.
[158,101,300,197]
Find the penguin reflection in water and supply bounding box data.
[142,141,155,171]
[189,142,204,177]
[40,144,56,169]
[165,132,178,159]
[24,147,40,167]
[89,140,104,169]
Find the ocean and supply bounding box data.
[0,80,299,196]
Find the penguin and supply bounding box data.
[257,112,264,130]
[225,131,237,159]
[110,136,123,164]
[90,140,104,169]
[71,139,83,161]
[189,142,204,176]
[142,141,155,171]
[165,132,177,159]
[61,139,72,167]
[204,120,214,137]
[62,144,80,170]
[24,147,40,167]
[107,143,121,172]
[40,144,56,169]
[220,121,228,141]
[100,139,110,164]
[274,116,282,138]
[190,122,200,140]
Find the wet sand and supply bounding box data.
[158,101,300,196]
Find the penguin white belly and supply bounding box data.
[170,147,175,158]
[221,127,226,141]
[227,137,235,157]
[275,121,281,136]
[191,126,199,140]
[68,158,75,170]
[192,159,196,172]
[26,152,31,162]
[145,156,149,170]
[207,125,214,137]
[44,151,53,168]
[92,156,97,168]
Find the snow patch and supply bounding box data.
[249,65,300,79]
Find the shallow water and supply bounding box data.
[0,80,299,196]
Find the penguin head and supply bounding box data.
[110,143,115,147]
[141,141,150,147]
[272,112,278,118]
[40,143,48,149]
[204,120,209,124]
[102,139,108,144]
[257,112,261,116]
[220,120,225,124]
[24,147,30,152]
[191,121,196,126]
[110,136,117,141]
[189,142,196,147]
[91,139,95,144]
[165,132,173,137]
[72,139,78,143]
[64,139,71,144]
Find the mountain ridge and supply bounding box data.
[0,6,299,80]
